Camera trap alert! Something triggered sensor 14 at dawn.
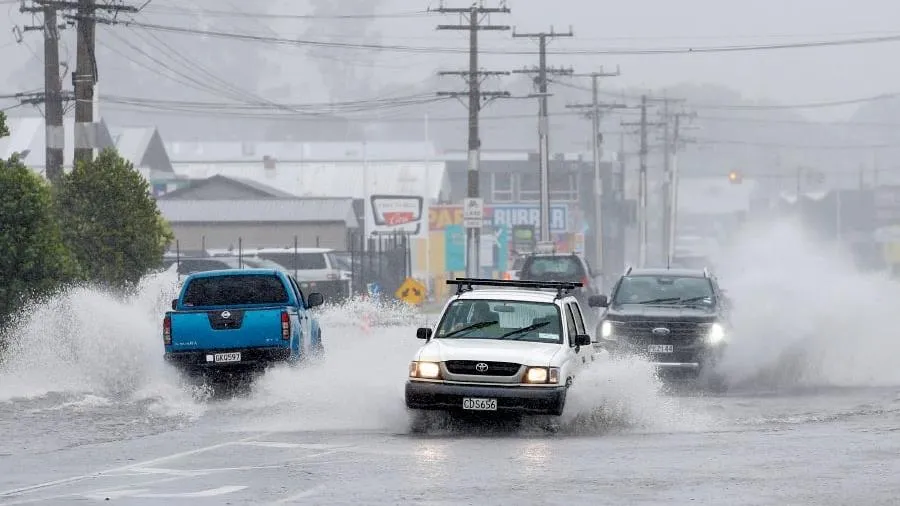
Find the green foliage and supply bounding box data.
[0,111,8,138]
[0,157,78,328]
[56,148,173,288]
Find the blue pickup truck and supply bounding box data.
[163,268,325,377]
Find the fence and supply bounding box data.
[161,232,411,304]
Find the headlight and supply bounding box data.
[409,361,441,379]
[600,320,612,339]
[707,323,725,344]
[524,367,560,384]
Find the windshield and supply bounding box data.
[613,275,715,305]
[182,274,290,307]
[521,256,585,281]
[434,299,562,344]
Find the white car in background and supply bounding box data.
[405,278,603,418]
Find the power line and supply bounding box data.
[139,5,432,19]
[66,14,900,56]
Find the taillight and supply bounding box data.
[163,315,172,345]
[582,277,589,287]
[281,311,291,340]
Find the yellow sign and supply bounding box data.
[396,277,427,305]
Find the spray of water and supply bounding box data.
[715,218,900,389]
[0,266,209,418]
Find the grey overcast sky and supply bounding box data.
[3,0,900,122]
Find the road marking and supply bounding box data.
[83,485,247,500]
[271,485,326,504]
[124,464,286,476]
[0,432,273,498]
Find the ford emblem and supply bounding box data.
[651,327,670,337]
[221,310,231,319]
[475,362,489,372]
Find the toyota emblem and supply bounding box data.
[221,310,232,319]
[475,362,489,373]
[651,327,670,337]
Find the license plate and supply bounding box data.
[648,345,673,353]
[211,352,241,363]
[462,398,497,411]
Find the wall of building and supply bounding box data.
[169,222,350,251]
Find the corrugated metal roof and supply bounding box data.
[157,198,359,227]
[165,141,437,163]
[159,174,297,199]
[113,127,155,166]
[170,161,448,201]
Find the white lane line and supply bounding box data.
[83,485,247,500]
[271,484,327,504]
[125,464,286,476]
[0,431,273,498]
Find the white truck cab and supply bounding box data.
[405,278,602,417]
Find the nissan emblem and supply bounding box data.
[221,310,232,319]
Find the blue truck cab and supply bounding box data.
[163,268,325,375]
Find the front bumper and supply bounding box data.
[614,342,725,374]
[405,381,567,415]
[164,346,291,374]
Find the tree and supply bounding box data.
[0,155,78,329]
[56,148,174,288]
[0,111,8,138]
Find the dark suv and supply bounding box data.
[589,267,731,391]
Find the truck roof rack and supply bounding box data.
[447,277,583,299]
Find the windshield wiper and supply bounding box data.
[636,297,681,305]
[498,321,550,340]
[441,321,498,338]
[679,296,713,304]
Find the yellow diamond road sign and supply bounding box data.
[396,277,426,305]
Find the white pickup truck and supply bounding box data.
[405,278,603,418]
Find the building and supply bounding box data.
[0,116,116,176]
[156,175,359,251]
[111,126,181,195]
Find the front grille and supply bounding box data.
[444,360,522,376]
[611,320,708,344]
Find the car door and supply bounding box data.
[563,302,587,378]
[287,275,311,355]
[566,301,593,367]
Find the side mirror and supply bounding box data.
[171,299,178,310]
[307,292,325,308]
[573,334,591,346]
[588,295,609,308]
[416,327,433,340]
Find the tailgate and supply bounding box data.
[169,308,287,351]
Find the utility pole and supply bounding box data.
[433,2,511,278]
[666,111,696,267]
[565,68,625,276]
[20,1,66,183]
[647,96,686,265]
[512,27,574,243]
[70,0,137,164]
